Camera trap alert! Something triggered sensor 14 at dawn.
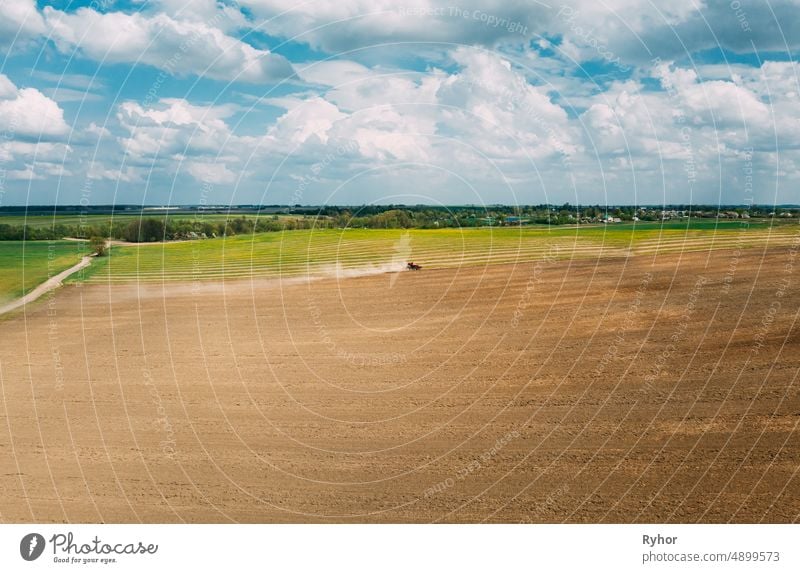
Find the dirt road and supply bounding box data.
[0,247,797,522]
[0,256,93,317]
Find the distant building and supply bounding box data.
[505,216,529,225]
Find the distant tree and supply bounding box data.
[89,236,107,256]
[123,218,166,242]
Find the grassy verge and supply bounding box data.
[0,241,90,304]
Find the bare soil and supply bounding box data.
[0,247,798,523]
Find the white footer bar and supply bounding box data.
[2,524,797,572]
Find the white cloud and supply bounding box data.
[38,162,73,178]
[43,6,294,83]
[154,0,250,32]
[112,49,580,195]
[653,62,771,129]
[295,60,375,87]
[233,0,796,66]
[237,0,546,52]
[86,122,112,139]
[2,1,800,205]
[0,141,73,191]
[117,98,241,161]
[105,48,581,199]
[337,107,435,162]
[0,0,46,48]
[231,0,800,75]
[266,96,347,146]
[569,58,800,203]
[439,47,577,159]
[0,74,17,98]
[186,161,237,184]
[0,141,72,163]
[0,75,70,137]
[87,164,144,183]
[5,162,74,181]
[6,166,45,181]
[282,49,577,170]
[578,0,800,63]
[579,59,791,164]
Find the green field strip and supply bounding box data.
[0,241,91,303]
[72,225,800,285]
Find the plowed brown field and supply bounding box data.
[0,246,798,522]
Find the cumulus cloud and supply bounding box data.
[236,0,546,52]
[87,164,144,183]
[0,0,46,48]
[580,57,793,157]
[0,74,17,98]
[6,166,44,181]
[107,48,793,203]
[653,61,771,130]
[266,96,348,146]
[4,1,800,205]
[0,74,70,138]
[154,0,251,32]
[272,48,579,174]
[114,98,255,186]
[555,0,800,64]
[104,48,581,200]
[117,98,242,161]
[42,6,294,83]
[439,48,577,159]
[186,161,238,184]
[234,0,800,75]
[295,60,376,88]
[0,141,73,187]
[573,57,800,203]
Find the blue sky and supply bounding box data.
[1,0,799,206]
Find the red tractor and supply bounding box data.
[406,262,422,271]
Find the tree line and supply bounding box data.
[0,203,796,242]
[0,216,325,243]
